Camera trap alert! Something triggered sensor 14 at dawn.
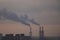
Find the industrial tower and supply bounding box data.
[39,25,44,40]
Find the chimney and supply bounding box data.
[39,25,44,40]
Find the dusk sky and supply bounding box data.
[0,0,60,37]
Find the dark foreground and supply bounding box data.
[0,34,60,40]
[32,37,60,40]
[0,36,60,40]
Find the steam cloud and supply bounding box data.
[23,14,40,26]
[0,8,40,26]
[0,8,30,26]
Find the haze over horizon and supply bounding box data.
[0,0,60,37]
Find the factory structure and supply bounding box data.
[0,33,31,40]
[0,26,60,40]
[0,25,45,40]
[39,25,44,40]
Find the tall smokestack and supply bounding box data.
[39,25,44,40]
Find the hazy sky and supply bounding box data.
[0,0,60,37]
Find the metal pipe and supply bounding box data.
[29,25,32,40]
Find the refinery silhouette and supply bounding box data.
[0,8,60,40]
